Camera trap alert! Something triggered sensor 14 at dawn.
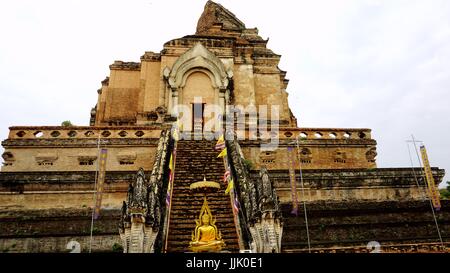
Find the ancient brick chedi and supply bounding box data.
[0,1,448,253]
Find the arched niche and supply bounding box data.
[181,70,216,106]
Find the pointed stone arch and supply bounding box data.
[164,43,233,115]
[168,43,231,89]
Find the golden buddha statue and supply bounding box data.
[189,197,225,252]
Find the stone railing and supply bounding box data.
[278,128,372,140]
[227,127,373,141]
[7,126,165,140]
[6,126,372,142]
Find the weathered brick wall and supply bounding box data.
[248,168,444,203]
[0,208,121,253]
[0,171,137,210]
[2,201,448,253]
[104,68,141,122]
[0,235,121,253]
[281,200,450,252]
[0,167,446,253]
[1,127,162,172]
[239,130,377,170]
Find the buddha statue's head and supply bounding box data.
[201,213,210,225]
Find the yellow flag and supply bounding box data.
[420,145,441,210]
[173,129,179,141]
[169,154,173,170]
[225,179,234,194]
[171,120,181,141]
[177,119,183,132]
[217,148,227,158]
[216,134,224,145]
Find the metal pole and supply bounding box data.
[409,135,444,247]
[406,142,426,197]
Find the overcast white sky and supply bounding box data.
[0,0,449,186]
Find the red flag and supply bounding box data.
[233,194,240,213]
[223,169,231,183]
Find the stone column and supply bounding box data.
[167,87,173,115]
[165,85,170,111]
[225,89,230,107]
[219,88,226,115]
[171,88,179,116]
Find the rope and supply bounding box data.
[295,137,311,253]
[89,131,101,253]
[406,142,425,195]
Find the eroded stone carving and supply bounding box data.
[333,149,347,163]
[2,151,14,166]
[366,147,377,163]
[299,148,312,164]
[155,106,167,123]
[252,167,283,253]
[259,151,276,165]
[35,153,58,166]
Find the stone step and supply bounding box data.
[170,196,230,202]
[168,239,238,245]
[166,139,238,253]
[168,219,234,224]
[168,202,232,208]
[167,242,239,250]
[167,231,238,238]
[169,206,233,212]
[170,195,229,199]
[169,209,233,215]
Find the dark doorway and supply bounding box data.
[192,103,205,132]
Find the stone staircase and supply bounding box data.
[130,223,143,253]
[165,139,240,252]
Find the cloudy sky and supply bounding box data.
[0,0,449,186]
